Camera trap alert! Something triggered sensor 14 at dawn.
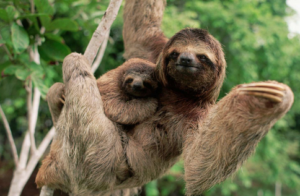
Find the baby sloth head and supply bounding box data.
[122,59,158,98]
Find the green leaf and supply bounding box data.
[1,26,12,48]
[11,23,29,53]
[0,8,8,22]
[17,13,48,19]
[3,65,22,75]
[31,71,48,98]
[38,39,71,61]
[0,61,11,74]
[0,39,5,44]
[46,18,79,31]
[40,15,51,28]
[34,0,53,28]
[15,68,30,80]
[44,33,63,42]
[25,61,44,74]
[145,181,159,196]
[34,0,54,15]
[6,6,15,22]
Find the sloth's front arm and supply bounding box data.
[183,81,294,196]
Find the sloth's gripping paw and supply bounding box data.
[238,82,285,103]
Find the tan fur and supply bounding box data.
[97,58,158,125]
[36,0,294,195]
[123,0,168,63]
[183,81,294,195]
[36,53,293,195]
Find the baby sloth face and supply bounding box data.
[123,71,158,98]
[123,71,157,97]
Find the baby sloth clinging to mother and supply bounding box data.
[97,58,158,125]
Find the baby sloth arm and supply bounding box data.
[46,82,65,126]
[97,58,158,125]
[183,81,294,195]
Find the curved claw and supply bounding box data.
[240,82,285,90]
[60,94,66,104]
[59,98,65,104]
[238,82,285,103]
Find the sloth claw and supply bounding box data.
[59,98,65,104]
[240,82,285,90]
[238,83,285,103]
[59,95,65,104]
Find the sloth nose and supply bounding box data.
[132,82,143,90]
[180,57,192,65]
[179,53,194,66]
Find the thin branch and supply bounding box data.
[84,0,122,65]
[18,132,30,170]
[18,46,41,170]
[23,128,55,185]
[29,46,41,135]
[30,0,35,13]
[31,87,41,131]
[26,79,37,153]
[0,105,18,167]
[37,127,56,155]
[25,127,55,172]
[40,186,54,196]
[92,30,110,73]
[29,45,41,64]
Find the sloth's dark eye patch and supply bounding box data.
[125,78,134,83]
[170,51,179,60]
[197,55,207,62]
[197,54,215,69]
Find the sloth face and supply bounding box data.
[159,28,226,98]
[166,40,218,93]
[123,72,158,98]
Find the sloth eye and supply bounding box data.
[143,82,152,89]
[170,52,179,60]
[125,78,133,84]
[197,55,208,62]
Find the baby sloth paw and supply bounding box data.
[238,82,285,103]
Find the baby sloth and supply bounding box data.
[97,58,158,125]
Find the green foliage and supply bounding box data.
[0,0,300,195]
[11,22,29,53]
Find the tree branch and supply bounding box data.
[92,30,110,73]
[18,132,30,170]
[0,105,19,167]
[30,0,35,13]
[40,186,54,196]
[29,46,42,135]
[18,46,41,170]
[31,87,41,132]
[84,0,122,65]
[26,127,55,173]
[26,79,37,154]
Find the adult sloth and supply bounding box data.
[36,0,294,195]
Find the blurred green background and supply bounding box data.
[0,0,300,195]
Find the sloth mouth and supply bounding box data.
[175,64,200,73]
[176,64,200,69]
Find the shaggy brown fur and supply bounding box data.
[36,0,294,195]
[97,58,158,125]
